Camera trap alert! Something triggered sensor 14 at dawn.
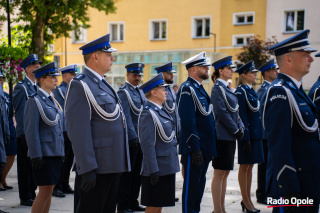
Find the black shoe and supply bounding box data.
[257,197,268,205]
[0,187,6,191]
[52,189,66,198]
[240,201,258,213]
[117,209,134,213]
[175,197,179,202]
[62,185,74,194]
[131,205,145,211]
[20,199,33,206]
[3,185,13,190]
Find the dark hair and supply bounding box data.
[36,74,49,87]
[211,66,227,83]
[262,71,266,78]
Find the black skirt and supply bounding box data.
[212,140,236,170]
[141,174,176,207]
[33,157,63,186]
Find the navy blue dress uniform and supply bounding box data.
[52,64,77,195]
[177,52,217,213]
[4,92,17,157]
[138,73,180,207]
[12,54,40,203]
[211,56,244,170]
[308,53,320,118]
[234,61,264,164]
[64,34,130,213]
[264,29,320,213]
[24,62,64,186]
[0,64,7,184]
[117,63,146,212]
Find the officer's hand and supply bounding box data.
[150,172,160,185]
[0,162,5,173]
[243,141,251,153]
[31,157,45,170]
[129,138,139,149]
[191,150,203,166]
[283,193,301,213]
[81,170,96,192]
[234,128,244,140]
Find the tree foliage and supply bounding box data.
[237,35,278,68]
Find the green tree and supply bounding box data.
[237,35,278,68]
[0,0,116,61]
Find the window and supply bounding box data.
[232,34,254,46]
[71,27,87,44]
[284,10,305,33]
[192,16,211,38]
[149,19,167,40]
[108,22,124,42]
[233,12,255,25]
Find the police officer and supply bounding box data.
[255,59,278,205]
[177,52,217,213]
[264,29,320,213]
[235,61,264,213]
[210,56,244,213]
[52,64,77,197]
[117,63,146,213]
[308,52,320,118]
[138,73,180,213]
[24,62,64,213]
[12,54,40,206]
[65,34,130,213]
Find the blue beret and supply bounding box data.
[316,52,320,57]
[182,52,210,70]
[59,64,78,74]
[79,34,117,55]
[125,63,144,75]
[140,73,169,94]
[32,62,61,79]
[155,62,176,74]
[235,60,258,75]
[258,59,277,73]
[20,54,42,69]
[269,29,317,56]
[212,56,233,70]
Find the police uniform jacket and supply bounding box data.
[138,101,180,176]
[52,81,68,132]
[308,76,320,118]
[211,80,244,141]
[163,86,180,140]
[65,68,130,175]
[235,84,263,143]
[12,77,38,138]
[24,89,64,159]
[256,80,271,139]
[263,73,320,199]
[176,77,217,157]
[117,82,146,144]
[0,86,8,163]
[4,92,16,151]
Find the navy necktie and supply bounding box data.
[102,79,118,101]
[48,96,54,103]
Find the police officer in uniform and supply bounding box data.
[177,52,218,213]
[52,64,77,197]
[308,52,320,118]
[264,29,320,213]
[12,54,40,206]
[65,34,130,213]
[255,59,278,205]
[117,63,146,213]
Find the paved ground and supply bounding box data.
[0,155,272,213]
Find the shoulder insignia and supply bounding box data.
[18,80,24,84]
[75,74,85,80]
[193,83,199,88]
[144,105,150,110]
[28,93,37,98]
[287,82,296,90]
[120,85,126,89]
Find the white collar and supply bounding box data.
[217,78,228,87]
[246,84,253,89]
[148,100,163,109]
[189,76,201,86]
[282,73,302,88]
[126,81,138,89]
[26,76,36,86]
[38,87,51,98]
[85,66,103,81]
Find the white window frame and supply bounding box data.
[71,27,87,44]
[108,22,125,42]
[191,16,211,39]
[149,19,168,41]
[282,9,305,33]
[232,34,254,46]
[233,11,255,25]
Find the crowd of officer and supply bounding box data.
[0,28,319,213]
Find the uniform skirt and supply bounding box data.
[212,140,236,170]
[238,139,264,164]
[141,174,176,207]
[5,136,17,156]
[33,157,63,186]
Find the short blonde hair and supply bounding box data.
[237,74,247,86]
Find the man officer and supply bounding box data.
[256,59,278,205]
[52,64,77,197]
[117,63,146,213]
[176,52,217,213]
[65,34,130,213]
[264,29,320,213]
[12,54,40,206]
[308,52,320,118]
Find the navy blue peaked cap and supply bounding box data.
[212,56,233,70]
[20,54,42,69]
[32,62,61,79]
[316,52,320,57]
[125,63,144,75]
[235,60,258,75]
[269,29,317,56]
[59,64,77,74]
[79,34,117,55]
[155,62,176,74]
[258,59,277,72]
[140,73,169,94]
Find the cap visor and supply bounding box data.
[48,73,61,76]
[101,47,118,52]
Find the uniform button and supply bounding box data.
[188,146,191,148]
[298,168,302,171]
[279,185,282,188]
[306,112,308,115]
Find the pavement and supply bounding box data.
[0,155,272,213]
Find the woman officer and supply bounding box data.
[24,62,64,213]
[235,61,264,213]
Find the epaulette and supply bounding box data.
[18,80,25,84]
[120,85,126,89]
[274,79,284,87]
[28,93,37,98]
[144,105,150,110]
[74,74,85,80]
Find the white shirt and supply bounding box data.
[189,76,202,86]
[26,76,36,86]
[282,73,302,89]
[126,81,138,89]
[246,84,253,89]
[85,66,103,81]
[264,80,271,84]
[38,87,51,98]
[148,100,163,110]
[217,78,228,87]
